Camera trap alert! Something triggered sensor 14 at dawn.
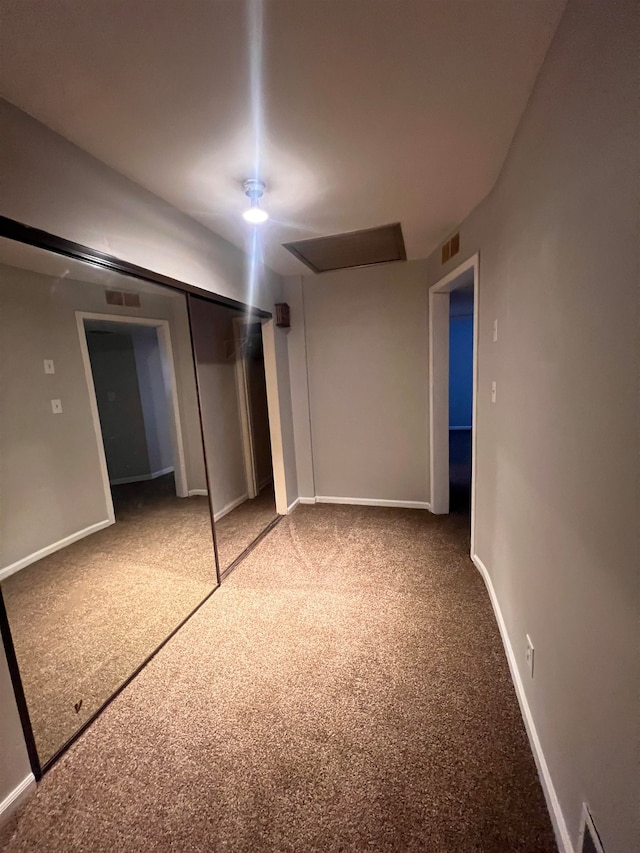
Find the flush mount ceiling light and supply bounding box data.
[242,179,268,224]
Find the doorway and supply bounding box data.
[428,254,479,549]
[76,312,188,520]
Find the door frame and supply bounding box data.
[76,312,189,523]
[428,253,479,554]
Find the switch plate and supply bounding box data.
[493,319,498,342]
[44,359,55,374]
[491,381,497,403]
[51,399,63,414]
[526,635,535,678]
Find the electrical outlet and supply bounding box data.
[51,399,63,414]
[491,381,497,403]
[526,635,535,678]
[44,359,55,374]
[493,319,498,342]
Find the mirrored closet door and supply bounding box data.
[188,296,278,574]
[0,237,219,767]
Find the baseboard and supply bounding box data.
[298,497,317,505]
[214,493,248,522]
[258,475,274,491]
[471,554,573,853]
[110,466,174,486]
[315,496,431,510]
[0,519,114,582]
[0,773,35,824]
[188,489,208,497]
[287,497,300,513]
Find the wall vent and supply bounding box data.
[105,290,140,308]
[441,231,460,264]
[283,222,406,274]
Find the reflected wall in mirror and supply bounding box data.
[189,296,278,573]
[0,238,218,766]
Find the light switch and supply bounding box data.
[493,319,498,343]
[51,399,63,414]
[491,381,497,403]
[44,359,55,374]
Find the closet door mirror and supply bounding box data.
[0,238,218,767]
[189,296,278,574]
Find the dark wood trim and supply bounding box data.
[0,589,42,780]
[0,216,272,319]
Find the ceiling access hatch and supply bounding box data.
[283,223,406,274]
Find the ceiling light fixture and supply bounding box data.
[242,178,268,224]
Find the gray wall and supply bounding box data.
[87,330,151,483]
[189,300,248,516]
[132,327,174,478]
[285,260,431,504]
[420,2,638,850]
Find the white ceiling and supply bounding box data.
[0,0,565,275]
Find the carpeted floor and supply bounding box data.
[1,476,276,765]
[215,483,278,571]
[2,505,555,852]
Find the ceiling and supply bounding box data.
[0,0,566,275]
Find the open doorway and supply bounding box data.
[429,254,479,548]
[77,313,189,520]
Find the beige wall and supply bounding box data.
[285,261,431,504]
[421,2,638,850]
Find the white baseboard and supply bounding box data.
[471,554,573,853]
[110,466,174,486]
[287,497,300,513]
[315,496,431,510]
[0,773,35,824]
[0,519,114,582]
[214,493,248,522]
[188,489,208,497]
[299,497,317,505]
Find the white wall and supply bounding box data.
[285,260,431,505]
[0,100,295,810]
[421,2,638,850]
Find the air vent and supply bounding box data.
[441,232,460,264]
[283,223,406,274]
[105,290,141,308]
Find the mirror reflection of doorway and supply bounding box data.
[0,243,218,769]
[448,289,474,517]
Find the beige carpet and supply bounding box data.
[2,504,555,852]
[214,483,278,571]
[1,477,275,765]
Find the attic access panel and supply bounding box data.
[283,223,406,274]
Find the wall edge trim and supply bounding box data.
[0,519,114,582]
[471,553,573,853]
[213,493,249,523]
[286,497,301,513]
[315,496,431,510]
[0,773,36,823]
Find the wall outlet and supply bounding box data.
[51,399,63,414]
[44,359,55,374]
[491,380,497,403]
[526,635,535,678]
[493,318,498,342]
